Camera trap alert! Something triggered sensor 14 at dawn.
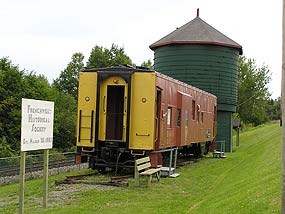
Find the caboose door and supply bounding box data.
[98,77,128,142]
[154,88,162,149]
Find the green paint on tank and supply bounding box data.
[216,111,233,152]
[154,45,239,112]
[154,44,239,152]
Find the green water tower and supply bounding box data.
[150,10,242,152]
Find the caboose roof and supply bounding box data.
[149,14,242,55]
[83,65,154,73]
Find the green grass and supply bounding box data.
[0,122,282,213]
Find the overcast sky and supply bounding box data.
[0,0,282,98]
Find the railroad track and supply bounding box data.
[0,153,200,178]
[0,153,78,177]
[55,173,131,187]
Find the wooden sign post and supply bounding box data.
[19,98,54,213]
[19,152,26,214]
[43,149,49,208]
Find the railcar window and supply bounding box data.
[192,100,195,120]
[197,104,200,122]
[185,110,189,127]
[177,109,181,127]
[167,107,172,127]
[201,112,204,123]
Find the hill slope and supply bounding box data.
[0,122,282,213]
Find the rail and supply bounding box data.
[0,152,78,177]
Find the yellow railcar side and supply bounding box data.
[129,72,156,150]
[76,72,97,148]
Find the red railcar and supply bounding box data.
[150,72,217,165]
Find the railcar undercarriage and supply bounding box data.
[78,141,212,172]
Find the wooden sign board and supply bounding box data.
[21,98,54,151]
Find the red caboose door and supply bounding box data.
[177,91,192,146]
[176,92,182,147]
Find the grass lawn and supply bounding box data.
[0,122,282,213]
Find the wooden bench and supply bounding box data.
[134,157,161,187]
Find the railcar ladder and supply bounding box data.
[78,110,94,143]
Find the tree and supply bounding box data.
[86,44,132,69]
[0,58,25,152]
[237,56,271,125]
[53,52,84,99]
[0,57,80,154]
[53,91,77,151]
[0,136,14,158]
[0,57,55,152]
[267,97,281,121]
[141,59,154,69]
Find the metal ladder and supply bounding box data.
[78,110,94,143]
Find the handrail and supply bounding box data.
[90,110,94,143]
[78,110,82,142]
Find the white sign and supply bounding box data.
[21,98,54,151]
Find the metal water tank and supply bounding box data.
[150,11,242,152]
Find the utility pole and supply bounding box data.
[281,0,285,214]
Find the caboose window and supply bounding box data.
[197,104,200,122]
[177,109,181,127]
[192,100,196,120]
[167,107,172,127]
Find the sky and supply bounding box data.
[0,0,282,98]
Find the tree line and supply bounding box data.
[237,56,280,126]
[0,44,280,157]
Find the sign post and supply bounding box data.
[43,149,49,208]
[20,98,54,213]
[19,152,26,214]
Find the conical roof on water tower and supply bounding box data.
[150,11,242,112]
[150,11,242,54]
[150,10,242,152]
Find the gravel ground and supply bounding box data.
[0,173,119,211]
